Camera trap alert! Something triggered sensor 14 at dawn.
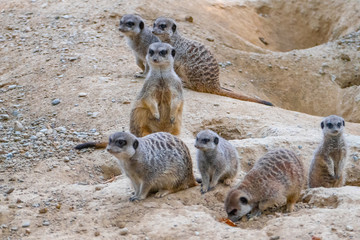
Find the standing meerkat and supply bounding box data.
[152,17,273,106]
[195,130,239,194]
[106,131,197,201]
[119,14,160,78]
[308,115,347,188]
[130,42,184,137]
[225,149,305,222]
[74,42,183,150]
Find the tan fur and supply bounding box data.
[107,131,197,201]
[309,115,347,188]
[130,42,184,137]
[225,149,305,222]
[153,17,273,106]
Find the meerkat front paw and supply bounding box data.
[134,72,146,78]
[129,196,140,202]
[170,116,175,124]
[153,113,160,121]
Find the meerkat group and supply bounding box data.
[74,14,351,222]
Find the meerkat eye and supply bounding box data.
[202,138,210,144]
[149,49,155,56]
[159,24,167,30]
[159,50,168,56]
[326,123,333,129]
[337,122,342,128]
[228,209,237,216]
[116,140,127,147]
[126,22,134,27]
[239,197,248,205]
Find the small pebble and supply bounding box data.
[346,225,354,231]
[43,220,50,226]
[52,99,60,105]
[22,221,30,228]
[92,112,100,118]
[185,15,193,23]
[195,231,200,236]
[6,188,15,194]
[270,237,280,240]
[39,208,47,214]
[95,231,100,236]
[0,114,10,121]
[119,227,129,235]
[340,53,351,61]
[11,226,18,231]
[78,92,87,97]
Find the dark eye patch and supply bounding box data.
[337,122,342,128]
[228,209,237,216]
[159,24,167,30]
[116,139,127,147]
[201,138,210,144]
[126,21,134,27]
[159,50,168,57]
[326,123,333,129]
[149,49,155,56]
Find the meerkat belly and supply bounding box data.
[155,86,172,121]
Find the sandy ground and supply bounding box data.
[1,0,360,239]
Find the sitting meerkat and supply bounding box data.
[195,130,239,194]
[106,131,197,201]
[119,14,160,77]
[225,149,305,222]
[130,42,184,137]
[308,115,347,188]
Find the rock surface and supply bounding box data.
[0,0,359,239]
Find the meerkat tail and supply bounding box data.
[74,142,108,150]
[218,88,274,106]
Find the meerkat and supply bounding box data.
[308,115,347,188]
[130,42,184,137]
[119,14,160,78]
[75,42,183,150]
[106,131,197,201]
[225,149,305,222]
[152,17,273,106]
[195,130,239,194]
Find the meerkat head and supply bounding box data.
[321,115,345,137]
[119,14,145,36]
[152,17,177,42]
[225,188,253,222]
[146,42,176,67]
[194,130,219,151]
[106,132,139,159]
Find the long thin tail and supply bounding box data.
[74,142,108,150]
[218,88,274,106]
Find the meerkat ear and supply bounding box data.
[214,137,219,145]
[239,197,248,205]
[321,121,324,129]
[139,21,144,30]
[171,49,176,57]
[172,23,176,32]
[343,120,345,126]
[133,140,139,149]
